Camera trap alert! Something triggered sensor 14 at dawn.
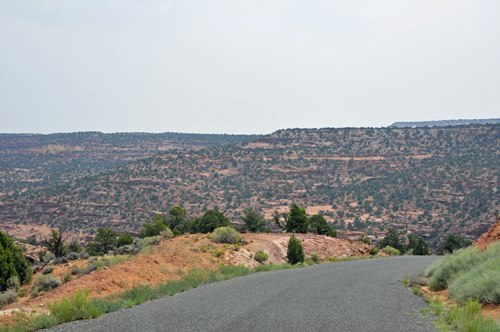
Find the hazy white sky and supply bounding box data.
[1,1,499,134]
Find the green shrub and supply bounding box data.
[369,247,378,255]
[136,236,161,248]
[425,242,500,304]
[439,298,499,331]
[117,232,134,247]
[70,268,80,275]
[6,276,20,291]
[0,290,17,308]
[86,228,118,256]
[32,275,62,292]
[160,228,174,240]
[286,234,305,265]
[305,258,314,266]
[254,250,269,263]
[61,272,73,284]
[188,209,230,234]
[381,246,400,256]
[328,257,337,262]
[211,227,240,244]
[43,267,55,275]
[412,286,421,296]
[358,235,371,244]
[0,231,32,291]
[49,288,101,323]
[213,249,226,257]
[310,253,320,263]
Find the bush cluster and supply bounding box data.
[381,246,400,256]
[425,242,500,304]
[254,250,269,263]
[31,275,62,296]
[211,227,240,244]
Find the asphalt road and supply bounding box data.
[44,256,441,332]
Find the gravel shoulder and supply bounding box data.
[43,256,441,332]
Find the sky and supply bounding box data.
[1,1,499,135]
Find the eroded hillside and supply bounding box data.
[1,125,499,249]
[0,132,261,194]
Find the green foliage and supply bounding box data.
[254,250,269,263]
[139,215,167,238]
[429,297,500,332]
[0,231,32,291]
[0,290,17,308]
[358,235,371,244]
[309,214,336,237]
[381,246,400,256]
[6,276,20,291]
[406,233,430,255]
[86,228,118,256]
[189,209,230,234]
[369,247,378,255]
[240,208,267,233]
[32,274,62,293]
[213,249,226,257]
[286,234,305,265]
[437,233,473,255]
[426,243,500,304]
[160,228,174,240]
[49,288,101,323]
[286,204,309,233]
[377,228,403,251]
[117,232,133,247]
[211,227,240,244]
[167,206,187,230]
[412,286,421,296]
[310,253,320,263]
[67,238,84,253]
[42,230,69,258]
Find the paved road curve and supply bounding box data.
[45,256,441,332]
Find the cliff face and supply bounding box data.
[473,214,500,250]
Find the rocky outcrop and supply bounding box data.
[473,214,500,250]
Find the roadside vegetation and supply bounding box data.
[403,233,500,331]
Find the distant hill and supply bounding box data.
[0,132,262,193]
[1,124,499,251]
[390,119,500,128]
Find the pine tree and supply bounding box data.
[286,234,305,265]
[0,231,32,291]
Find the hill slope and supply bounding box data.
[0,132,261,194]
[1,125,499,249]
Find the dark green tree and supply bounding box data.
[86,228,118,256]
[286,203,309,233]
[0,231,32,291]
[189,209,230,234]
[42,229,69,258]
[309,214,337,237]
[240,208,266,232]
[117,232,134,247]
[286,234,305,265]
[67,238,84,253]
[406,233,430,255]
[139,215,167,238]
[377,228,404,251]
[437,233,472,255]
[167,206,187,230]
